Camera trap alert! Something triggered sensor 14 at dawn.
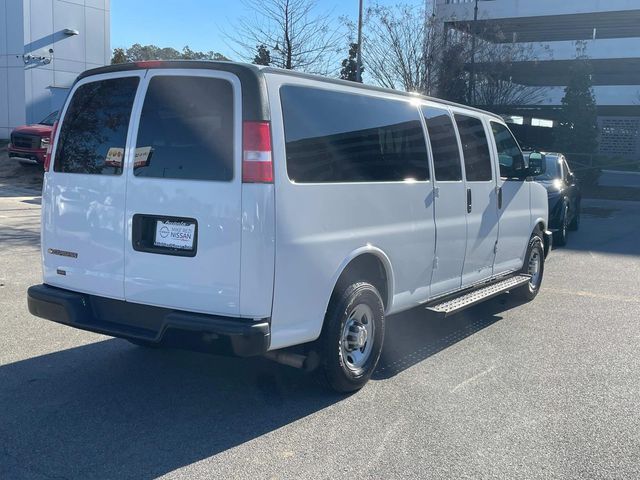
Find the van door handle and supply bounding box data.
[497,186,503,209]
[466,188,472,213]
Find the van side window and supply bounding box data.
[281,86,429,183]
[491,122,525,178]
[455,114,493,182]
[422,107,462,181]
[54,77,139,175]
[134,76,234,181]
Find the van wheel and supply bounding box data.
[318,282,385,393]
[512,234,545,302]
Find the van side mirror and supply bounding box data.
[527,152,545,177]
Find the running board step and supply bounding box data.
[425,275,531,318]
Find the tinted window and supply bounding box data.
[134,76,234,181]
[535,155,561,181]
[491,122,524,178]
[455,114,493,181]
[422,107,462,181]
[54,77,139,175]
[281,86,428,183]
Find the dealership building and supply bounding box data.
[436,0,640,158]
[0,0,110,139]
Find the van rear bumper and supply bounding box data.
[27,284,270,357]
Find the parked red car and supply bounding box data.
[8,111,58,166]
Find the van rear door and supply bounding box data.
[123,70,243,316]
[42,72,142,299]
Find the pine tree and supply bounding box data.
[110,44,228,64]
[340,43,363,82]
[253,44,271,66]
[555,50,598,154]
[111,48,127,65]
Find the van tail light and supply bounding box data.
[242,121,273,183]
[43,120,58,172]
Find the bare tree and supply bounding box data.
[475,41,549,106]
[357,4,441,94]
[443,24,550,107]
[227,0,342,75]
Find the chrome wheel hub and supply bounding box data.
[341,303,375,372]
[346,322,368,350]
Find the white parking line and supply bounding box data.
[450,365,496,393]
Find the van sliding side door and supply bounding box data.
[421,105,467,297]
[453,113,499,287]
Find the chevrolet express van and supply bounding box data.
[28,61,551,392]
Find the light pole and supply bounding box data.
[468,0,479,105]
[356,0,363,82]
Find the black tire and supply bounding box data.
[568,203,580,231]
[553,202,569,246]
[318,282,385,393]
[512,233,545,302]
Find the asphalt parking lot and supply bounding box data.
[1,165,640,479]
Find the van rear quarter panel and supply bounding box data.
[266,74,436,350]
[240,184,276,318]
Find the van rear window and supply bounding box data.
[54,77,139,175]
[281,86,429,183]
[133,76,234,182]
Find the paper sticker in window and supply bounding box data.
[105,147,124,167]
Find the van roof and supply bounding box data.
[76,60,504,122]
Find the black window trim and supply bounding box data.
[454,112,495,183]
[280,82,431,186]
[51,71,144,177]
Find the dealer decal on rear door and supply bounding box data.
[153,220,196,250]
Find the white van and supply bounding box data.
[28,61,551,392]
